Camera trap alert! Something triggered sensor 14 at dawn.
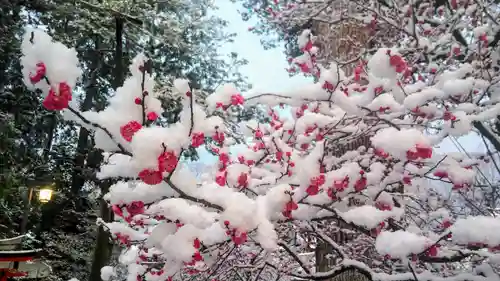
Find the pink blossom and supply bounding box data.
[138,169,163,185]
[43,82,72,111]
[158,151,178,173]
[191,132,205,148]
[29,62,46,84]
[120,121,142,142]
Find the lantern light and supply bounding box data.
[38,187,53,203]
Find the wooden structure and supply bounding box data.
[0,235,51,280]
[309,1,370,75]
[292,267,371,281]
[330,268,371,281]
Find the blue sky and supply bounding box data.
[214,1,309,93]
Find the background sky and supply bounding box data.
[190,1,489,173]
[214,1,309,93]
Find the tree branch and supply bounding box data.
[67,106,132,156]
[165,178,224,211]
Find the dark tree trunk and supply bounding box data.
[43,113,57,162]
[71,36,101,210]
[316,240,334,275]
[89,180,113,281]
[88,17,124,281]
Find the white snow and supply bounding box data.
[451,216,500,247]
[341,205,404,229]
[375,231,432,259]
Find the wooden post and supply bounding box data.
[19,187,33,235]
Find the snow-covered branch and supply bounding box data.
[19,1,500,278]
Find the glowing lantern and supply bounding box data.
[38,186,54,203]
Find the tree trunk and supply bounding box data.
[316,240,334,274]
[71,36,101,210]
[88,17,124,281]
[43,113,57,162]
[89,180,113,281]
